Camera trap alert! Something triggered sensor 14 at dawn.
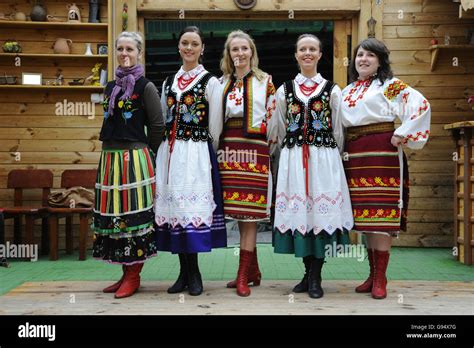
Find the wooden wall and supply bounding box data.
[382,0,474,247]
[0,0,110,250]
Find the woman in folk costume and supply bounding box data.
[270,34,354,299]
[219,30,277,297]
[341,38,431,299]
[93,32,165,298]
[154,26,227,296]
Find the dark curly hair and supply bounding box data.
[349,38,393,84]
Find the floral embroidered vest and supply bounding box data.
[282,80,338,149]
[163,72,213,142]
[99,76,149,144]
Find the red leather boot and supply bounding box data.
[236,249,253,297]
[115,263,143,299]
[371,250,390,299]
[103,265,127,293]
[227,247,261,288]
[355,249,375,293]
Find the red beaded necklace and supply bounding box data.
[299,83,318,97]
[177,74,197,90]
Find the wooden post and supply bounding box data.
[334,20,349,88]
[466,130,473,265]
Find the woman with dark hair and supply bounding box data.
[269,34,353,299]
[154,26,227,296]
[341,38,431,299]
[219,30,276,297]
[94,31,164,299]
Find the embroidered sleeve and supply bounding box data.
[206,76,224,152]
[267,85,286,157]
[384,78,431,150]
[265,76,277,124]
[329,84,344,153]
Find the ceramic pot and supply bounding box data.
[52,38,73,54]
[11,11,27,21]
[67,3,81,23]
[31,3,47,22]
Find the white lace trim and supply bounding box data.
[274,191,354,235]
[154,185,216,228]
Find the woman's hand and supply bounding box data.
[391,134,404,147]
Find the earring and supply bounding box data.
[201,52,204,56]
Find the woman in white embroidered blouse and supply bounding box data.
[218,30,276,297]
[154,26,227,297]
[340,38,431,299]
[268,34,354,299]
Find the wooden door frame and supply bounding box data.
[135,13,354,87]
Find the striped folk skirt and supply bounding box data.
[344,131,409,235]
[218,119,271,221]
[92,147,157,265]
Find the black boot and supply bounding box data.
[308,258,325,299]
[292,256,313,293]
[167,253,188,293]
[186,253,203,296]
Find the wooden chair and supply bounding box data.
[0,169,53,256]
[48,169,96,261]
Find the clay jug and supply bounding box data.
[52,38,73,54]
[31,3,47,22]
[67,3,81,23]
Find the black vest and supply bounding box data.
[282,80,338,149]
[163,72,213,142]
[99,76,150,144]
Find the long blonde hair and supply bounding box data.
[220,30,266,81]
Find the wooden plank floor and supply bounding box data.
[0,280,473,315]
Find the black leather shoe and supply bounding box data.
[292,256,313,293]
[167,253,188,293]
[186,253,203,296]
[308,258,325,299]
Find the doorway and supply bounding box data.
[144,20,335,89]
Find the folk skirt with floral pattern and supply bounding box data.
[344,131,409,235]
[92,147,157,265]
[218,118,272,221]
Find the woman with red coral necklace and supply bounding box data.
[270,34,353,299]
[219,30,276,297]
[341,38,431,299]
[154,26,227,296]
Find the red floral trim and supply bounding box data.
[223,191,267,204]
[219,161,269,174]
[404,129,430,143]
[354,208,400,219]
[344,77,373,108]
[349,176,400,188]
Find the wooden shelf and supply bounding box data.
[430,44,474,71]
[0,85,104,90]
[0,53,108,59]
[0,20,108,30]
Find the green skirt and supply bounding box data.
[273,229,350,258]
